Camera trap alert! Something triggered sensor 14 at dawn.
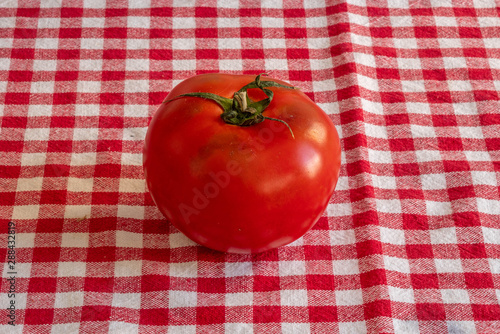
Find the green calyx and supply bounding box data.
[167,74,296,138]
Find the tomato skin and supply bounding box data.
[143,73,341,253]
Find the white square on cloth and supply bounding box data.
[61,233,90,248]
[115,260,143,277]
[57,262,86,277]
[435,259,463,273]
[172,38,196,50]
[129,0,150,7]
[112,293,141,309]
[380,227,405,245]
[280,290,308,306]
[338,321,367,334]
[81,38,104,50]
[73,129,99,142]
[31,81,55,93]
[116,231,143,248]
[336,289,363,306]
[16,177,43,192]
[54,292,85,308]
[483,227,500,244]
[389,286,415,303]
[83,0,106,8]
[127,16,150,28]
[12,205,39,220]
[333,259,360,275]
[169,326,196,334]
[282,323,310,334]
[226,292,253,306]
[172,17,195,29]
[169,290,197,308]
[50,324,80,334]
[376,199,402,213]
[220,59,243,71]
[372,175,397,190]
[441,289,470,304]
[384,256,411,274]
[426,201,453,216]
[169,262,198,278]
[393,319,420,334]
[76,80,101,93]
[446,321,476,334]
[278,261,306,276]
[430,227,458,244]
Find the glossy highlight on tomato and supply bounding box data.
[143,73,341,253]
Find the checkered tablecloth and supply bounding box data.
[1,0,499,333]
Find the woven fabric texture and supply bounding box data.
[1,1,499,333]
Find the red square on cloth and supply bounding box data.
[61,7,83,17]
[141,275,170,292]
[353,210,379,227]
[0,192,16,206]
[32,248,61,262]
[370,27,393,38]
[471,304,500,321]
[24,309,55,325]
[5,92,30,104]
[82,306,112,322]
[403,214,429,230]
[17,7,39,16]
[92,192,119,205]
[459,244,487,259]
[59,28,82,39]
[411,274,439,289]
[254,276,280,292]
[198,277,225,293]
[454,212,481,227]
[464,273,494,289]
[140,309,169,325]
[438,137,463,151]
[306,275,335,290]
[309,306,338,323]
[150,29,172,38]
[195,7,217,17]
[197,306,225,325]
[357,240,383,258]
[143,248,170,262]
[8,70,33,82]
[364,300,392,319]
[360,269,387,288]
[407,245,434,259]
[417,303,446,320]
[414,26,438,38]
[102,71,126,81]
[104,28,127,38]
[84,277,114,292]
[377,68,400,80]
[86,247,116,262]
[28,277,58,293]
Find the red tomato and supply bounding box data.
[143,74,341,253]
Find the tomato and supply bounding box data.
[143,74,341,253]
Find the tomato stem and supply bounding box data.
[165,74,296,138]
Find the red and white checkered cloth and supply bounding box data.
[1,0,499,333]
